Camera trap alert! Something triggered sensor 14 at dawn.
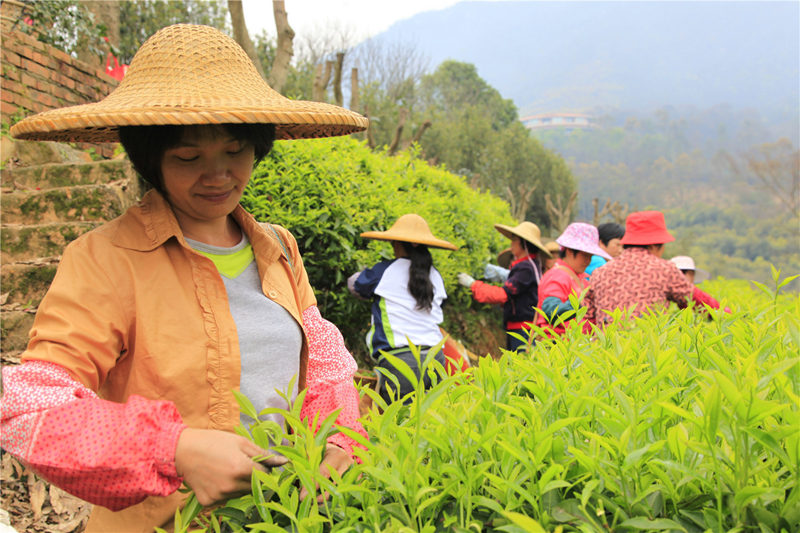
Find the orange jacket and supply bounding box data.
[13,190,362,532]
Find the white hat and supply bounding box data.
[670,256,710,283]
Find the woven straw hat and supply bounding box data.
[10,24,368,143]
[544,240,562,256]
[497,247,513,269]
[494,222,552,258]
[360,214,458,251]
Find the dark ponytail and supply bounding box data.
[401,242,434,311]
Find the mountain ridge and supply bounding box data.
[374,1,799,118]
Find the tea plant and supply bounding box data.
[171,275,798,532]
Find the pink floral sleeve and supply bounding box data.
[300,305,368,456]
[0,361,185,510]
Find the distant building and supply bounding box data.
[520,112,596,131]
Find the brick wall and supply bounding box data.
[1,2,120,158]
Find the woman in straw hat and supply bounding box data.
[541,239,562,273]
[2,24,369,532]
[535,222,610,337]
[584,211,723,326]
[348,214,457,404]
[457,221,552,351]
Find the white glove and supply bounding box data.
[457,272,476,288]
[483,263,509,283]
[347,271,363,296]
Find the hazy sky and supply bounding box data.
[242,0,463,41]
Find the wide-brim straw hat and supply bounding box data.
[360,214,457,251]
[556,222,612,260]
[9,24,368,143]
[543,239,562,257]
[620,211,675,245]
[494,222,552,258]
[497,247,513,269]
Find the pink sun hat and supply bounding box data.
[556,223,612,260]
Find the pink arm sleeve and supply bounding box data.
[0,361,186,511]
[300,306,368,457]
[692,286,721,311]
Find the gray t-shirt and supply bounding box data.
[186,235,302,431]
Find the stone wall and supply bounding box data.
[1,0,119,157]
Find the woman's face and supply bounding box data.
[510,236,526,259]
[564,249,593,274]
[603,237,623,258]
[160,126,255,234]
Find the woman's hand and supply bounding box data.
[299,444,353,503]
[175,428,287,506]
[457,272,476,288]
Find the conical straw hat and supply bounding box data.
[360,214,458,251]
[494,221,552,258]
[10,24,368,143]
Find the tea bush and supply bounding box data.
[241,137,514,364]
[171,272,799,532]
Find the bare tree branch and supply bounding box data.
[227,0,267,80]
[268,0,295,93]
[332,51,345,107]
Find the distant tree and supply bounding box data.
[266,0,294,93]
[227,0,266,80]
[117,0,229,64]
[350,38,430,148]
[723,139,800,218]
[416,61,576,230]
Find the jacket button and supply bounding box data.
[268,290,278,298]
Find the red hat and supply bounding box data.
[620,211,674,245]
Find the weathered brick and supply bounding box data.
[2,78,23,94]
[1,100,18,115]
[3,50,22,67]
[30,50,47,66]
[22,57,49,78]
[19,71,36,88]
[13,92,35,110]
[33,90,54,107]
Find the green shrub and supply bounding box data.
[171,274,800,532]
[242,137,513,364]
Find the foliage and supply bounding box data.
[665,205,800,292]
[533,107,799,290]
[173,274,800,532]
[117,0,230,64]
[415,61,577,231]
[17,0,107,60]
[240,136,513,365]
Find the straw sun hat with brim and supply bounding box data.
[360,214,458,251]
[620,211,675,245]
[9,24,368,143]
[494,222,552,258]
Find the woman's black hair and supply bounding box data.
[118,123,276,194]
[400,241,434,311]
[623,243,664,250]
[559,247,579,259]
[521,239,539,255]
[597,222,625,246]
